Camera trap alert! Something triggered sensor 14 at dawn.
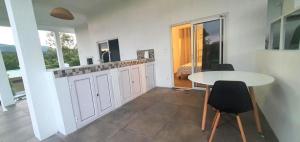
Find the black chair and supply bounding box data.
[208,81,253,142]
[211,64,235,71]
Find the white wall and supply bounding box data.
[256,50,300,142]
[75,23,96,65]
[76,0,268,87]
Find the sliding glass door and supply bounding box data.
[192,16,224,88]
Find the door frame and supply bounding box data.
[169,13,228,89]
[96,37,119,63]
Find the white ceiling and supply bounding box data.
[32,0,109,14]
[0,0,110,28]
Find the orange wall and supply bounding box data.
[172,24,191,73]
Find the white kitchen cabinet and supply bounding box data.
[67,62,153,129]
[130,65,142,97]
[119,65,143,104]
[145,63,156,91]
[119,66,134,103]
[68,74,98,128]
[93,71,114,116]
[69,71,115,128]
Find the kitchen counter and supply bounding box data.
[51,58,155,78]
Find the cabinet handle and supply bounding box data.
[97,93,99,97]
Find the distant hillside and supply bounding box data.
[0,44,50,53]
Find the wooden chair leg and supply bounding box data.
[208,112,221,142]
[202,85,210,131]
[249,87,263,134]
[211,111,218,130]
[236,115,247,142]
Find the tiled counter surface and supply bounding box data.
[50,58,155,78]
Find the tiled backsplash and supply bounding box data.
[137,49,155,59]
[52,49,155,78]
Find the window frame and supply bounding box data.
[268,7,300,50]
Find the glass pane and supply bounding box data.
[59,32,80,67]
[193,24,204,72]
[270,20,281,50]
[284,11,300,50]
[0,26,19,70]
[0,26,25,95]
[193,19,222,87]
[194,19,221,71]
[98,42,109,63]
[202,20,221,69]
[38,30,59,69]
[267,0,283,23]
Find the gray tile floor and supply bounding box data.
[0,88,278,142]
[0,100,34,142]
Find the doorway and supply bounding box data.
[171,24,193,88]
[171,15,224,89]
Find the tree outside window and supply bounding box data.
[60,32,80,67]
[42,31,59,69]
[45,32,80,67]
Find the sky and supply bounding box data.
[0,26,56,47]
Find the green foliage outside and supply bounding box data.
[2,52,19,70]
[43,47,60,69]
[60,33,80,67]
[2,32,80,70]
[45,32,80,68]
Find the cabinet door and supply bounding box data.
[119,67,133,103]
[131,66,142,97]
[146,63,156,90]
[69,74,98,128]
[94,72,114,115]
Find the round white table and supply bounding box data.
[188,71,274,134]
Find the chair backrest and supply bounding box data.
[211,64,234,71]
[208,81,253,114]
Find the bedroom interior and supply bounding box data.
[171,23,193,88]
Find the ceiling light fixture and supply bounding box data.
[50,7,74,20]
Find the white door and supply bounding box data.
[94,71,114,115]
[146,63,156,91]
[119,67,133,103]
[69,74,98,128]
[130,66,142,97]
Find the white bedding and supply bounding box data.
[176,63,202,78]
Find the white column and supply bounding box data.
[54,31,65,68]
[0,51,15,110]
[5,0,57,140]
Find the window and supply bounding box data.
[97,39,120,63]
[267,0,300,50]
[0,27,80,69]
[38,30,59,69]
[59,32,80,67]
[270,20,281,50]
[0,26,20,70]
[284,11,300,50]
[0,26,24,94]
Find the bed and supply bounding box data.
[176,62,202,79]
